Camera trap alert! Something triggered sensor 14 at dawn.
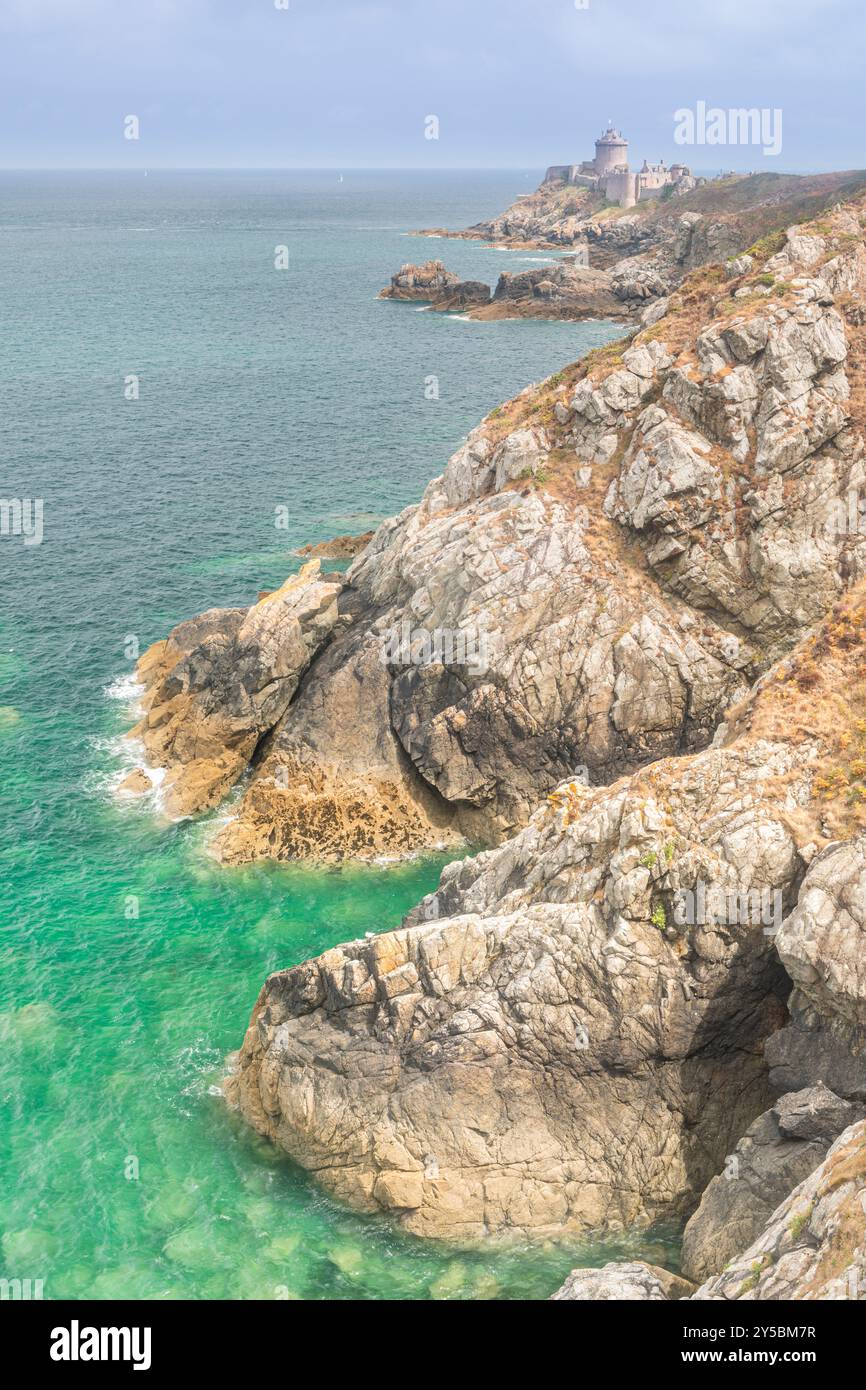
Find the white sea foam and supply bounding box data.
[103,672,145,702]
[90,726,170,813]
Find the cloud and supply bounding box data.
[0,0,862,168]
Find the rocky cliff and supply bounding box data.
[131,196,866,863]
[223,583,866,1245]
[132,190,866,1290]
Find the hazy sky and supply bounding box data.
[0,0,862,171]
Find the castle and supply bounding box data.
[545,125,696,209]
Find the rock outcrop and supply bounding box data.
[480,262,630,322]
[117,766,153,796]
[692,1119,866,1299]
[552,1262,694,1301]
[680,1084,864,1283]
[297,530,373,560]
[379,260,491,310]
[127,561,343,818]
[378,258,629,323]
[224,572,866,1242]
[245,203,864,859]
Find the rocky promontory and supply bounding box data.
[412,169,866,325]
[124,560,344,818]
[380,257,632,322]
[130,188,866,1291]
[130,200,866,861]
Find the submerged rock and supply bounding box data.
[297,531,373,560]
[117,767,153,796]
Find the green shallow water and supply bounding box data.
[0,169,678,1298]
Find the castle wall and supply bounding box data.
[601,169,637,208]
[637,170,670,199]
[547,132,693,208]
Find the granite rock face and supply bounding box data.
[693,1120,866,1300]
[776,837,866,1031]
[212,625,463,864]
[766,836,866,1103]
[130,199,866,859]
[680,1084,864,1283]
[224,568,866,1243]
[206,196,866,1275]
[224,716,815,1241]
[218,222,866,860]
[551,1262,694,1301]
[127,561,342,818]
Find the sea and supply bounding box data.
[0,168,677,1299]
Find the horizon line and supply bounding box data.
[0,163,840,175]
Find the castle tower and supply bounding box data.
[594,125,629,176]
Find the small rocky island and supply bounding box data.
[128,177,866,1298]
[379,256,631,322]
[378,259,491,310]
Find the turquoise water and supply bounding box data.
[0,170,673,1299]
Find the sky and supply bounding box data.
[0,0,863,171]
